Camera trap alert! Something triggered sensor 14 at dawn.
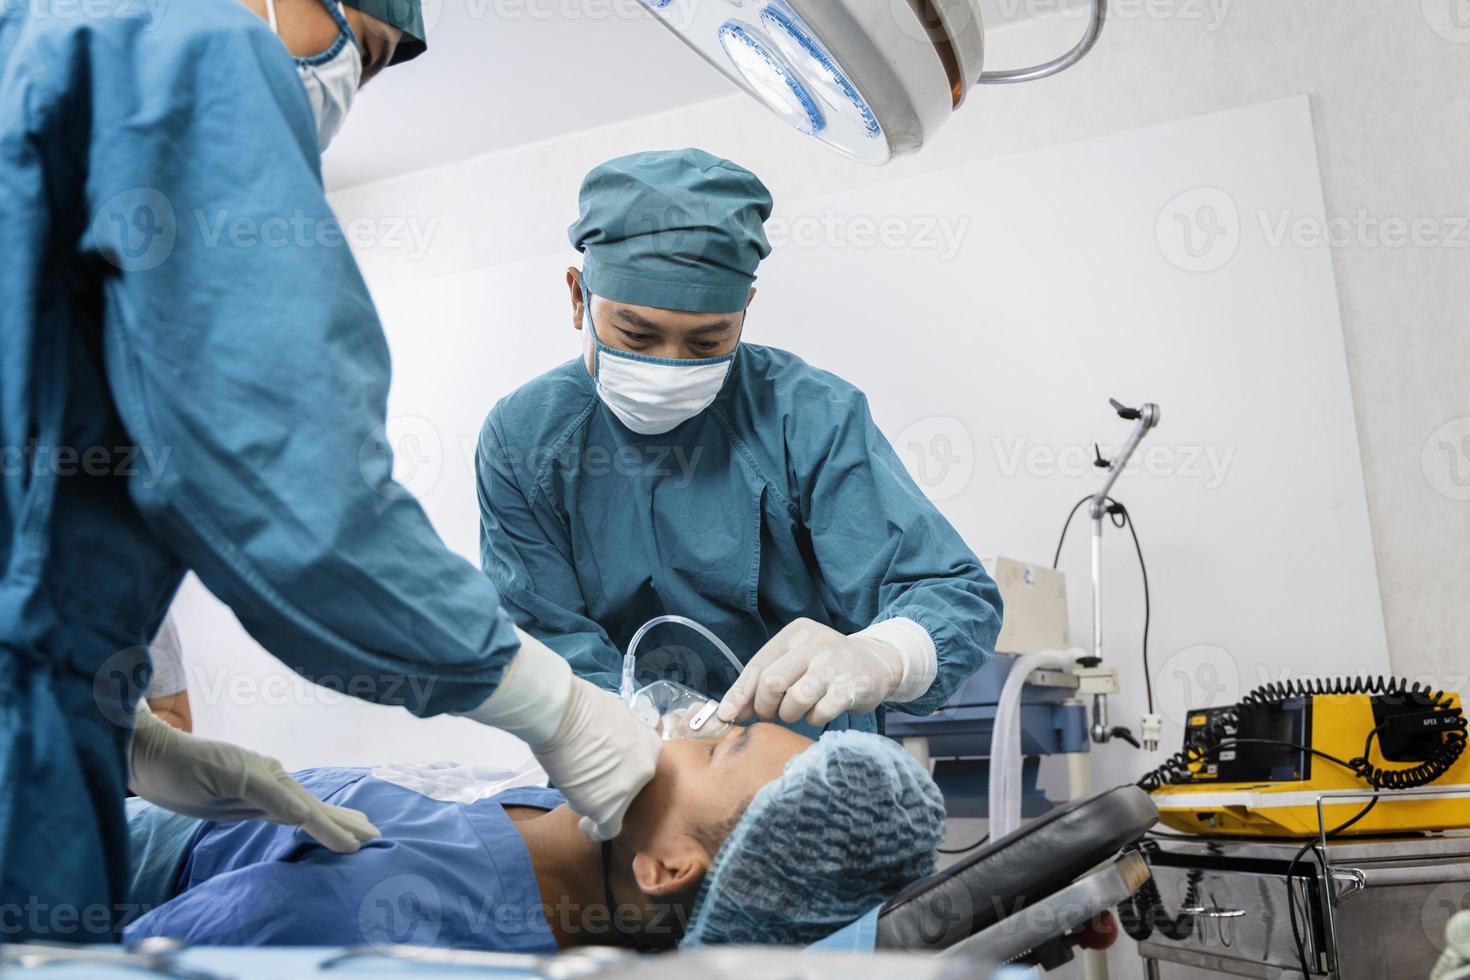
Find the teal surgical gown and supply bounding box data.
[0,0,520,940]
[477,346,1002,732]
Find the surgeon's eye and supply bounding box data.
[618,329,655,347]
[691,342,723,356]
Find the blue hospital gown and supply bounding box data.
[124,768,564,951]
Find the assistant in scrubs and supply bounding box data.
[477,150,1003,736]
[0,0,658,941]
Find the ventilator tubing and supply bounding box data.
[620,615,745,703]
[989,649,1078,839]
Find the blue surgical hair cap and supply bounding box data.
[681,730,947,947]
[569,149,773,314]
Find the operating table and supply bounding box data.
[2,785,1159,978]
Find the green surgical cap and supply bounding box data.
[569,149,774,314]
[342,0,427,64]
[681,731,947,948]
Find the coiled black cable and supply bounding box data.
[1117,858,1202,942]
[1136,675,1467,793]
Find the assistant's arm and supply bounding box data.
[30,9,659,842]
[87,18,520,716]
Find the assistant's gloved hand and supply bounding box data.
[128,703,381,853]
[717,618,938,728]
[461,628,662,842]
[536,674,665,841]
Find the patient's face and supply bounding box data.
[623,723,812,848]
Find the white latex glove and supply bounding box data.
[128,703,380,854]
[717,618,938,728]
[461,628,662,842]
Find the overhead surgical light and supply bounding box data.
[717,21,826,138]
[638,0,1108,165]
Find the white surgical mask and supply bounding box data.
[265,0,362,151]
[586,303,737,436]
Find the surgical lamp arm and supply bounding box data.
[976,0,1108,85]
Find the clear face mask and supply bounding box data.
[628,679,730,741]
[621,615,747,742]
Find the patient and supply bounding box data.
[123,727,945,949]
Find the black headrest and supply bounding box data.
[876,785,1158,951]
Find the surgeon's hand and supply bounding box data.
[460,627,662,842]
[718,618,934,728]
[128,703,381,854]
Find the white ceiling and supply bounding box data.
[324,0,1039,191]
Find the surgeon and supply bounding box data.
[477,149,1002,736]
[0,0,659,941]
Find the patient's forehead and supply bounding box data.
[727,724,813,785]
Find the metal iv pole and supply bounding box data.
[1083,399,1161,745]
[1070,398,1160,980]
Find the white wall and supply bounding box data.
[326,0,1470,689]
[327,94,1398,779]
[163,3,1468,973]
